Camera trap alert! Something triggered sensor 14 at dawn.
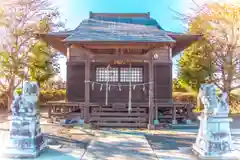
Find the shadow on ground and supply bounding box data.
[146,134,195,150]
[46,133,89,149]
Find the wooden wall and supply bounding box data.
[66,46,173,103]
[154,63,172,101]
[66,62,85,101]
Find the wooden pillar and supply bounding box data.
[155,105,159,123]
[67,45,71,61]
[172,104,177,124]
[84,58,90,123]
[66,44,71,103]
[168,45,172,61]
[148,58,155,129]
[169,46,173,99]
[186,103,192,124]
[169,46,176,124]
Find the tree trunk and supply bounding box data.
[223,80,231,103]
[7,93,13,113]
[7,79,15,112]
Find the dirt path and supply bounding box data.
[81,130,158,160]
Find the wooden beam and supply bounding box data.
[72,44,150,60]
[73,43,166,50]
[84,44,151,49]
[71,44,95,56]
[91,54,149,61]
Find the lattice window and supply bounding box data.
[120,68,143,82]
[96,67,118,82]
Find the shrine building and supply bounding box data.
[38,12,201,129]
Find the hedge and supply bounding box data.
[173,92,240,114]
[172,92,197,103]
[14,88,66,103]
[39,89,66,102]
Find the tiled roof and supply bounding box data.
[62,19,175,43]
[91,16,164,29]
[41,14,201,55]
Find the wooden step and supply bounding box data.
[94,122,148,128]
[92,108,146,112]
[90,117,147,122]
[92,106,146,109]
[157,104,189,108]
[89,104,149,128]
[90,103,149,107]
[158,115,185,119]
[91,112,148,117]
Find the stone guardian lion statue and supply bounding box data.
[198,83,230,117]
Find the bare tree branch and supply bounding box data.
[0,0,63,110]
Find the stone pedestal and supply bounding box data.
[3,81,47,158]
[192,115,236,159]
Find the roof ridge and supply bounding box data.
[89,12,150,18]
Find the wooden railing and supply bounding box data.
[44,101,85,119]
[154,100,194,123]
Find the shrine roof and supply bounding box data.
[39,12,201,56]
[62,19,175,43]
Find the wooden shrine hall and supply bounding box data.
[38,12,201,129]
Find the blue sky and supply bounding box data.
[53,0,202,81]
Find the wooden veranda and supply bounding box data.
[46,101,193,128]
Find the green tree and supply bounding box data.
[0,0,63,111]
[28,41,60,86]
[172,78,186,92]
[178,38,216,91]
